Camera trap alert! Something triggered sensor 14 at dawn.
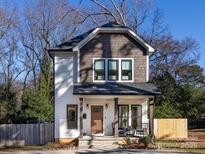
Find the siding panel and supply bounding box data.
[80,33,147,83]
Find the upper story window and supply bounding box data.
[108,60,119,81]
[93,58,133,82]
[121,60,132,81]
[94,59,105,80]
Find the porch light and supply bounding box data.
[105,104,108,109]
[86,104,89,109]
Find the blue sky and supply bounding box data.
[155,0,205,70]
[13,0,205,70]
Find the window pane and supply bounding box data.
[95,60,104,69]
[108,60,118,80]
[121,60,132,80]
[94,60,105,80]
[122,61,131,70]
[109,61,117,70]
[67,105,78,129]
[131,105,142,129]
[119,105,129,128]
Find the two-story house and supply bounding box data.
[48,22,160,145]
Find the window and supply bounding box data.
[67,105,78,129]
[93,58,133,82]
[118,105,129,128]
[108,60,118,80]
[94,59,105,80]
[131,105,142,129]
[121,60,132,80]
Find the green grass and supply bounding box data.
[184,148,205,154]
[156,140,205,154]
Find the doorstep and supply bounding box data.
[79,136,139,148]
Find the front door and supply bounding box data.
[91,106,103,134]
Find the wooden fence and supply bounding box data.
[0,123,54,146]
[154,119,188,139]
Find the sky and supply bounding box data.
[13,0,205,70]
[155,0,205,70]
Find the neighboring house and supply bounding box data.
[48,22,160,143]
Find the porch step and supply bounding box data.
[79,136,121,148]
[79,136,137,148]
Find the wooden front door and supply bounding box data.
[91,106,103,134]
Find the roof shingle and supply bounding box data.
[73,82,160,95]
[48,22,130,51]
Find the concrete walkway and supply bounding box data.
[0,149,192,154]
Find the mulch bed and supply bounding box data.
[120,143,157,149]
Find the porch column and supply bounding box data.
[114,98,119,137]
[148,98,154,137]
[79,97,83,138]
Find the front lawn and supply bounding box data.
[185,148,205,154]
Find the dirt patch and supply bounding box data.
[189,129,205,140]
[188,129,205,148]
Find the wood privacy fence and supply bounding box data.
[0,123,54,146]
[154,119,188,140]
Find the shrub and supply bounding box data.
[124,136,131,145]
[20,91,53,122]
[155,101,181,118]
[139,135,152,147]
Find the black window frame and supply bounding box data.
[118,105,129,129]
[67,104,78,129]
[108,59,119,81]
[131,105,142,129]
[121,59,132,81]
[94,59,106,80]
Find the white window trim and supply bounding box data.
[93,58,134,83]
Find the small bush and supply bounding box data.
[124,136,131,145]
[139,136,152,147]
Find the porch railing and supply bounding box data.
[118,123,149,137]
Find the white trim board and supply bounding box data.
[73,28,155,54]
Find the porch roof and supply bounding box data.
[73,82,160,96]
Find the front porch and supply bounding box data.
[78,95,155,138]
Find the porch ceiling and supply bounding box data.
[73,82,160,96]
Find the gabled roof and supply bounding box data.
[48,22,155,54]
[73,82,160,95]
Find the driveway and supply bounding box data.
[0,149,192,154]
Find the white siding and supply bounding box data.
[54,53,150,139]
[82,98,149,136]
[82,99,114,136]
[54,53,79,139]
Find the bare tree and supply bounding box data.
[19,0,81,91]
[77,0,200,84]
[0,36,25,90]
[0,1,22,91]
[149,35,199,79]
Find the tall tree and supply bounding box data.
[19,0,80,91]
